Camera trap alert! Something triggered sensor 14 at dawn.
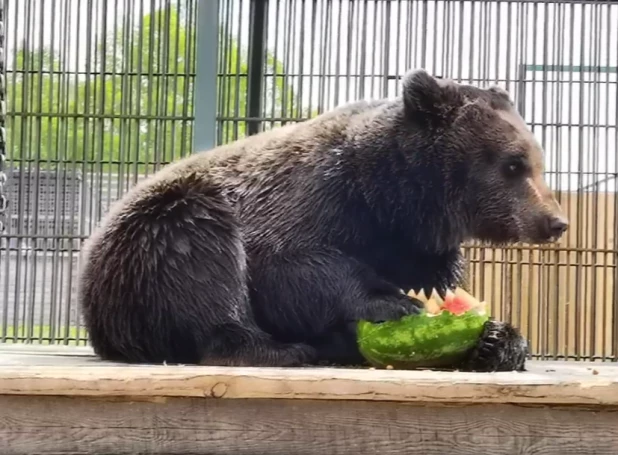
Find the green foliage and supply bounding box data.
[8,5,312,174]
[217,32,315,144]
[1,325,84,345]
[9,5,194,174]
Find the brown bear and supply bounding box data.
[78,69,568,371]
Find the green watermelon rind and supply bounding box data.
[356,310,490,369]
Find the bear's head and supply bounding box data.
[400,69,568,247]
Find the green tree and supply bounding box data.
[8,47,71,164]
[8,4,312,174]
[216,31,315,144]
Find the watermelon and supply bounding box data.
[356,287,489,369]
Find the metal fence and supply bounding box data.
[1,0,197,344]
[2,0,617,362]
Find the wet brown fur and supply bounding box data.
[78,69,567,369]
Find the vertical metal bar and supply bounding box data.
[61,0,83,346]
[193,0,219,151]
[40,0,59,344]
[282,0,294,123]
[262,0,272,129]
[553,2,564,360]
[246,0,267,136]
[13,0,31,342]
[514,1,523,336]
[144,0,156,179]
[298,0,307,115]
[368,1,377,97]
[319,0,331,109]
[216,0,229,144]
[333,0,343,106]
[393,0,402,96]
[358,0,367,100]
[420,0,427,68]
[564,2,575,360]
[232,0,244,140]
[430,0,438,76]
[601,3,611,361]
[527,0,536,359]
[271,0,281,129]
[456,0,463,81]
[307,0,316,107]
[26,0,48,343]
[0,0,7,342]
[183,0,197,154]
[540,1,549,360]
[613,4,618,362]
[574,2,587,361]
[589,2,600,360]
[0,0,6,238]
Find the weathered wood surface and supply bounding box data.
[2,344,618,455]
[2,395,618,455]
[1,344,618,405]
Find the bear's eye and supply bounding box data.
[504,159,527,178]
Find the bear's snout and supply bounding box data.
[547,215,569,238]
[538,213,569,242]
[526,205,569,244]
[521,176,568,243]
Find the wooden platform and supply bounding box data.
[1,344,618,455]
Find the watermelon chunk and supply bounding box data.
[411,287,486,316]
[442,291,471,315]
[357,287,489,369]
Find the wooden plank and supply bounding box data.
[1,395,618,455]
[1,345,617,405]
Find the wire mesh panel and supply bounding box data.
[217,0,618,361]
[1,0,197,345]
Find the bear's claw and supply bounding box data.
[462,319,529,372]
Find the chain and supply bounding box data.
[0,0,7,232]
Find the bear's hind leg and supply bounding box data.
[202,322,316,367]
[79,174,314,367]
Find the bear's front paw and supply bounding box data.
[463,320,529,372]
[353,294,423,324]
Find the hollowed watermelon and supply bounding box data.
[356,287,489,369]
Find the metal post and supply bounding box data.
[247,0,267,136]
[193,0,219,153]
[0,0,7,232]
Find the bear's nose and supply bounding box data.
[548,216,569,238]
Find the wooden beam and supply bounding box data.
[1,395,618,455]
[2,345,618,454]
[1,345,617,406]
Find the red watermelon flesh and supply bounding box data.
[409,287,486,316]
[442,293,471,315]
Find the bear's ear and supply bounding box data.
[401,69,462,124]
[487,85,510,98]
[487,85,515,107]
